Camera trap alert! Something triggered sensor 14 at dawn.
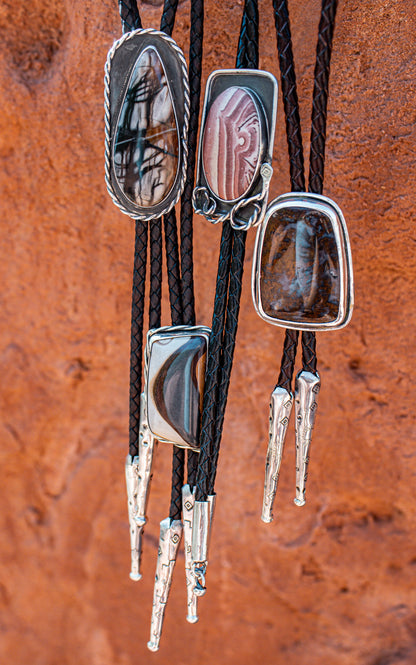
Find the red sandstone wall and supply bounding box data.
[0,1,415,663]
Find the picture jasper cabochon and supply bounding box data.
[193,69,278,229]
[104,29,189,220]
[252,193,354,331]
[145,326,211,451]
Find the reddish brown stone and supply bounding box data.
[202,86,262,201]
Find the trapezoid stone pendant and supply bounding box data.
[252,192,354,330]
[104,28,190,220]
[144,325,211,451]
[193,69,278,230]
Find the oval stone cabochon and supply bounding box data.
[113,47,179,207]
[202,86,263,202]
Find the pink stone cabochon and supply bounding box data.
[1,1,416,665]
[202,86,262,201]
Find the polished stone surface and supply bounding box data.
[147,334,207,448]
[113,47,179,207]
[202,86,262,201]
[260,207,340,324]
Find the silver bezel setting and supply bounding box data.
[104,28,190,220]
[252,192,354,331]
[144,325,211,451]
[193,69,278,230]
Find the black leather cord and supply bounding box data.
[309,0,338,197]
[195,222,233,501]
[129,220,148,458]
[195,0,259,501]
[119,0,142,33]
[182,0,204,490]
[149,219,163,330]
[273,0,338,382]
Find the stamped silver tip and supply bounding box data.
[186,614,199,624]
[294,497,306,507]
[147,641,159,652]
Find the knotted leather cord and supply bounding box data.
[273,0,338,385]
[195,0,259,501]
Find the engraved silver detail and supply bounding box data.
[261,387,293,523]
[294,370,320,507]
[125,454,143,580]
[193,161,273,231]
[104,28,190,221]
[182,485,198,623]
[147,518,183,652]
[252,192,354,331]
[191,496,216,597]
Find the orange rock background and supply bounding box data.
[1,0,416,663]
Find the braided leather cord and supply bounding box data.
[180,0,203,330]
[119,0,142,32]
[302,0,338,374]
[129,220,148,458]
[195,0,259,501]
[149,220,163,330]
[195,222,233,501]
[160,0,179,36]
[272,0,304,391]
[163,208,187,521]
[164,210,183,327]
[209,229,247,492]
[182,0,204,489]
[272,0,305,192]
[309,0,338,197]
[277,329,299,391]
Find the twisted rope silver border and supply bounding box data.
[104,28,190,221]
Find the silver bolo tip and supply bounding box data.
[147,641,159,652]
[186,614,199,624]
[294,497,306,507]
[129,571,142,581]
[261,511,273,524]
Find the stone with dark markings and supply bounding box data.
[202,86,262,202]
[113,47,179,207]
[260,207,341,325]
[147,335,207,449]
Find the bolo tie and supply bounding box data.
[104,0,353,651]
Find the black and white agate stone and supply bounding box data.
[145,327,211,451]
[193,69,278,227]
[252,193,354,330]
[105,29,189,219]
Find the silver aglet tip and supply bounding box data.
[147,641,159,652]
[294,497,306,507]
[129,572,142,581]
[186,614,199,624]
[261,513,273,524]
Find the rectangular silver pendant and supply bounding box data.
[144,325,211,451]
[104,28,190,220]
[193,69,278,230]
[252,192,354,331]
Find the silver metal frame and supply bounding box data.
[104,28,190,220]
[145,325,211,451]
[252,192,354,331]
[193,69,278,230]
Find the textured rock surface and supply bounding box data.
[0,1,416,664]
